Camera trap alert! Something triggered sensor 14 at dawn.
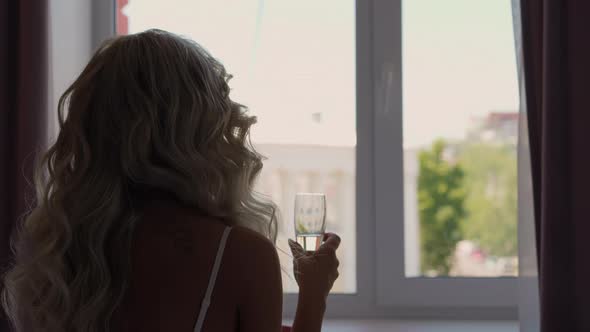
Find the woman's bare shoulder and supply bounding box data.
[223,226,280,279]
[226,226,277,257]
[223,226,283,308]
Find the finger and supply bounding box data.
[322,233,341,245]
[319,233,341,252]
[288,239,306,259]
[316,251,339,269]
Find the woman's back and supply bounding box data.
[113,198,282,332]
[1,30,338,332]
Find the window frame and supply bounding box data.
[371,0,517,317]
[91,0,116,50]
[96,0,517,320]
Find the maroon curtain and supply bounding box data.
[0,0,48,329]
[520,0,590,331]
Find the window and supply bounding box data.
[116,0,357,294]
[96,0,519,319]
[403,0,519,278]
[375,0,519,310]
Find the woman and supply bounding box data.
[2,29,340,332]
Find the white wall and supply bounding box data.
[48,0,93,141]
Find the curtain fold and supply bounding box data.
[512,1,540,331]
[0,1,49,330]
[520,0,590,331]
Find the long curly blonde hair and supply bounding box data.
[1,29,277,331]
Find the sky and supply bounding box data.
[402,0,519,148]
[124,0,518,148]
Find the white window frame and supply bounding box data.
[94,0,517,320]
[372,0,517,315]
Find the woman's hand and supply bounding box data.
[288,233,341,299]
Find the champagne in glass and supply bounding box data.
[294,193,326,251]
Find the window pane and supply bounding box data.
[119,0,356,292]
[403,0,519,277]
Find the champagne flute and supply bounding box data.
[294,193,326,251]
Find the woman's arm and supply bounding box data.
[235,229,340,332]
[290,233,341,332]
[292,292,327,332]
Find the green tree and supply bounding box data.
[418,140,467,275]
[458,143,517,257]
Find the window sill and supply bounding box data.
[320,319,518,332]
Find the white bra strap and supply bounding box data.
[193,226,232,332]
